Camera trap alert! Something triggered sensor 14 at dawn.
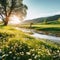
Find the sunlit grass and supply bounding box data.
[33,24,60,28]
[0,26,60,60]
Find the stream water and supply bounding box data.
[15,27,60,43]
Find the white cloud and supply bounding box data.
[55,11,60,15]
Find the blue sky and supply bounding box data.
[23,0,60,20]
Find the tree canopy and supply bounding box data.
[0,0,28,25]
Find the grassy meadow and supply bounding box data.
[0,25,60,60]
[19,21,60,37]
[0,0,60,60]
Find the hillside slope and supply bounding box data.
[0,26,60,60]
[22,15,60,24]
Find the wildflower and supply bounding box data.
[28,59,32,60]
[26,52,31,55]
[9,51,12,54]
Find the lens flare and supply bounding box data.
[9,15,21,24]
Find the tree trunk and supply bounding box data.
[4,16,9,25]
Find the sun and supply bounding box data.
[9,15,21,24]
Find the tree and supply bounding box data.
[58,18,60,22]
[30,23,33,29]
[0,0,28,25]
[43,18,47,24]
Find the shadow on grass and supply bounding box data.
[39,27,60,31]
[32,27,60,31]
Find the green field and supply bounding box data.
[31,24,60,31]
[0,26,60,60]
[20,20,60,30]
[20,24,60,30]
[19,24,60,37]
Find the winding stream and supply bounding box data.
[32,33,60,43]
[15,27,60,43]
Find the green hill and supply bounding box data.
[0,26,60,60]
[22,15,60,24]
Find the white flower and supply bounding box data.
[9,51,12,54]
[57,50,59,53]
[28,59,32,60]
[34,55,38,59]
[26,52,31,55]
[0,49,2,53]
